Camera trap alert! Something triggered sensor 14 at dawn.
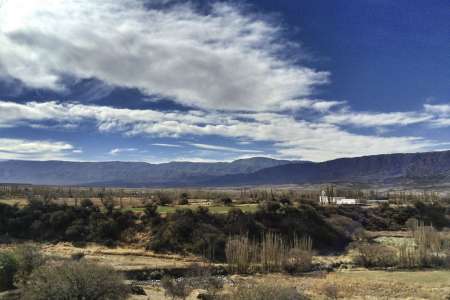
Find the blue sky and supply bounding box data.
[0,0,448,162]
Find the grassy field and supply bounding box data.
[0,197,259,215]
[127,203,259,214]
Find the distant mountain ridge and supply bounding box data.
[0,151,449,187]
[0,157,296,186]
[204,150,450,187]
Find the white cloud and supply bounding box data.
[424,104,450,115]
[322,110,432,127]
[188,143,263,154]
[109,148,138,155]
[152,143,182,148]
[0,100,440,161]
[424,104,450,127]
[0,0,328,111]
[0,138,74,160]
[279,99,344,112]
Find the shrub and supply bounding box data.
[224,283,309,300]
[21,260,128,300]
[354,243,398,268]
[13,244,46,285]
[221,197,233,206]
[0,251,18,292]
[149,208,226,260]
[322,283,339,299]
[282,248,313,274]
[70,252,85,261]
[177,192,189,205]
[161,276,192,300]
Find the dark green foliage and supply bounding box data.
[149,208,227,260]
[220,196,233,206]
[178,192,189,205]
[149,203,349,260]
[321,201,449,231]
[0,199,136,244]
[21,260,129,300]
[0,251,18,292]
[255,203,350,251]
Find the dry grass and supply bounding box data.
[228,270,450,300]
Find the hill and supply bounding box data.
[204,151,450,187]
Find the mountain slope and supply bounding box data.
[204,151,450,187]
[1,151,449,187]
[0,157,295,186]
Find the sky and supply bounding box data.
[0,0,448,163]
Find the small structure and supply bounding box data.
[319,190,359,205]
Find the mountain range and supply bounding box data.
[0,157,295,186]
[0,150,449,188]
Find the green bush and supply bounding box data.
[21,260,128,300]
[0,251,18,292]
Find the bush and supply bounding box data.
[322,283,340,299]
[149,209,226,260]
[223,283,309,300]
[221,197,233,206]
[12,244,46,285]
[354,243,398,268]
[282,248,313,274]
[0,251,18,292]
[21,260,128,300]
[185,264,224,298]
[161,276,192,300]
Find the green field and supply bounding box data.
[129,203,259,214]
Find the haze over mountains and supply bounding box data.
[0,151,449,188]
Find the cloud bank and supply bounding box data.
[0,0,327,111]
[0,100,444,161]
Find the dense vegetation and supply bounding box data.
[1,196,448,261]
[0,198,136,245]
[321,201,450,230]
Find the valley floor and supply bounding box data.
[1,242,449,300]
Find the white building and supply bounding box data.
[319,190,359,205]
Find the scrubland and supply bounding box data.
[1,186,449,299]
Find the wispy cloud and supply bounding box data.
[322,110,432,127]
[152,143,182,148]
[0,138,74,160]
[188,143,264,154]
[424,104,450,115]
[109,148,138,155]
